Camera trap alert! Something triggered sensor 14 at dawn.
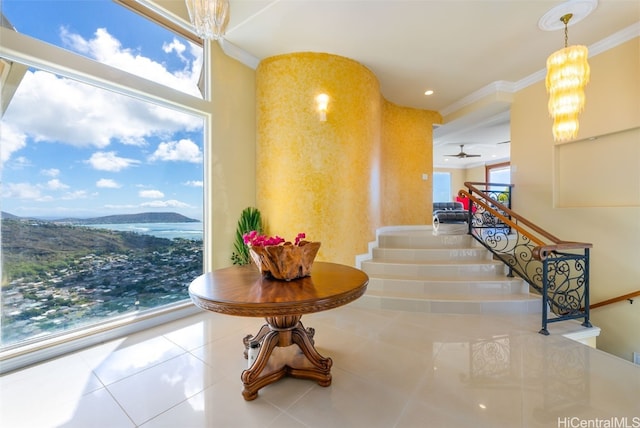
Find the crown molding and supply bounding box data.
[589,21,640,56]
[441,21,640,116]
[218,39,260,69]
[439,81,516,117]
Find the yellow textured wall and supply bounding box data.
[381,102,439,224]
[511,37,640,361]
[256,53,382,264]
[256,52,440,264]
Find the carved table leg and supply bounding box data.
[243,324,271,359]
[240,315,332,401]
[298,320,315,345]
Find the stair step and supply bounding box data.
[378,230,476,249]
[361,259,508,279]
[353,290,541,314]
[367,276,529,295]
[357,226,542,315]
[372,247,491,262]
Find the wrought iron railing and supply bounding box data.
[461,182,593,335]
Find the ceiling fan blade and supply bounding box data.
[443,144,481,158]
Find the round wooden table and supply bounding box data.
[188,261,369,400]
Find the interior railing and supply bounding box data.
[589,290,640,309]
[461,182,593,335]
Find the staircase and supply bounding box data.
[354,226,600,346]
[355,226,541,314]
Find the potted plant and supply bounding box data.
[231,207,263,265]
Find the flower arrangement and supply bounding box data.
[243,231,321,281]
[243,231,307,247]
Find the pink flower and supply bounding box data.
[243,231,308,247]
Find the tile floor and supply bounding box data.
[1,305,639,427]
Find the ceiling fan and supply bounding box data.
[444,144,481,158]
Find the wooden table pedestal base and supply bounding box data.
[241,315,332,401]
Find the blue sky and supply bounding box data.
[1,0,205,220]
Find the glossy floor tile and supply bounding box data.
[1,306,638,427]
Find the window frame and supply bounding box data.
[0,10,213,373]
[485,161,511,185]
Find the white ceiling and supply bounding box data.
[174,0,639,167]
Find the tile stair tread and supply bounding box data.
[364,258,503,266]
[373,249,490,258]
[374,247,487,251]
[359,228,548,316]
[366,273,521,283]
[364,288,541,302]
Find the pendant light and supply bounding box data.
[540,0,597,142]
[185,0,230,41]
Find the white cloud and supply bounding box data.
[2,26,205,216]
[0,124,27,166]
[96,178,121,188]
[41,168,60,177]
[139,189,165,199]
[62,27,201,97]
[163,38,187,62]
[140,199,191,208]
[2,28,203,151]
[184,180,203,187]
[104,203,138,210]
[12,156,32,169]
[61,190,89,200]
[1,182,42,200]
[45,179,69,190]
[149,139,202,163]
[6,71,119,148]
[86,151,140,172]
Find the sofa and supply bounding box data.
[432,201,470,226]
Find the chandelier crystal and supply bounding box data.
[545,13,590,142]
[185,0,230,40]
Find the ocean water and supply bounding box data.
[84,222,203,241]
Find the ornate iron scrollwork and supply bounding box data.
[466,184,591,335]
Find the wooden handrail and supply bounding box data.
[457,189,545,247]
[590,290,640,309]
[464,182,564,243]
[461,182,592,260]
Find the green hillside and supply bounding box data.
[1,219,173,284]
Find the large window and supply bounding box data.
[1,0,204,98]
[1,1,206,358]
[433,171,452,202]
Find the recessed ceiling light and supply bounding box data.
[424,90,434,96]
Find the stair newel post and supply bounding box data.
[539,258,550,336]
[581,248,592,328]
[466,186,474,236]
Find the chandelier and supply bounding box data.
[545,13,590,142]
[185,0,230,41]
